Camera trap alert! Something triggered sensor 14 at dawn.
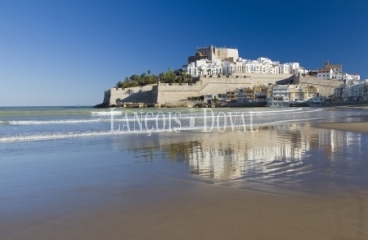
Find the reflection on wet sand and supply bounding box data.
[116,123,367,191]
[2,121,368,240]
[186,124,363,180]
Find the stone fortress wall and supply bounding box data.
[102,74,341,105]
[156,74,293,103]
[295,74,343,97]
[103,84,156,106]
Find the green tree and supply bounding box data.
[116,81,123,88]
[115,69,192,88]
[159,72,165,82]
[165,70,176,83]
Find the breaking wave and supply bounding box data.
[0,115,326,143]
[0,131,120,143]
[91,111,122,116]
[8,119,105,125]
[3,108,323,126]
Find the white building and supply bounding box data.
[315,61,360,82]
[222,60,243,75]
[344,73,360,83]
[241,57,299,75]
[297,67,309,74]
[267,85,319,107]
[342,82,366,101]
[185,47,302,76]
[279,64,292,74]
[203,93,226,104]
[267,85,290,107]
[186,59,222,77]
[317,69,333,80]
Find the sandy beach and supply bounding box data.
[317,104,368,133]
[1,182,368,240]
[317,122,368,134]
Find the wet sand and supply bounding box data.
[1,182,368,240]
[317,103,368,133]
[2,112,368,240]
[317,122,368,134]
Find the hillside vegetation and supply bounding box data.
[116,70,192,88]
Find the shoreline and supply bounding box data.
[94,101,368,109]
[315,104,368,133]
[316,122,368,134]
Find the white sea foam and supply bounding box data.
[0,109,322,125]
[8,119,105,125]
[91,111,122,116]
[255,108,323,116]
[0,128,190,143]
[0,131,118,142]
[257,117,322,126]
[4,108,324,126]
[0,114,330,143]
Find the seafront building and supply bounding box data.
[267,85,319,107]
[199,84,319,106]
[334,78,368,101]
[267,85,290,107]
[227,85,269,103]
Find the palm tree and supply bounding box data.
[147,70,151,75]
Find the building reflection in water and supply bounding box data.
[113,123,365,186]
[157,123,364,181]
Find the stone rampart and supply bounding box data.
[103,84,156,105]
[156,74,294,103]
[101,74,341,105]
[296,75,343,96]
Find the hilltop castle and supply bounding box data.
[100,46,345,106]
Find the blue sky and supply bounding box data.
[1,0,367,106]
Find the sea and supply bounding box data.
[1,106,368,214]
